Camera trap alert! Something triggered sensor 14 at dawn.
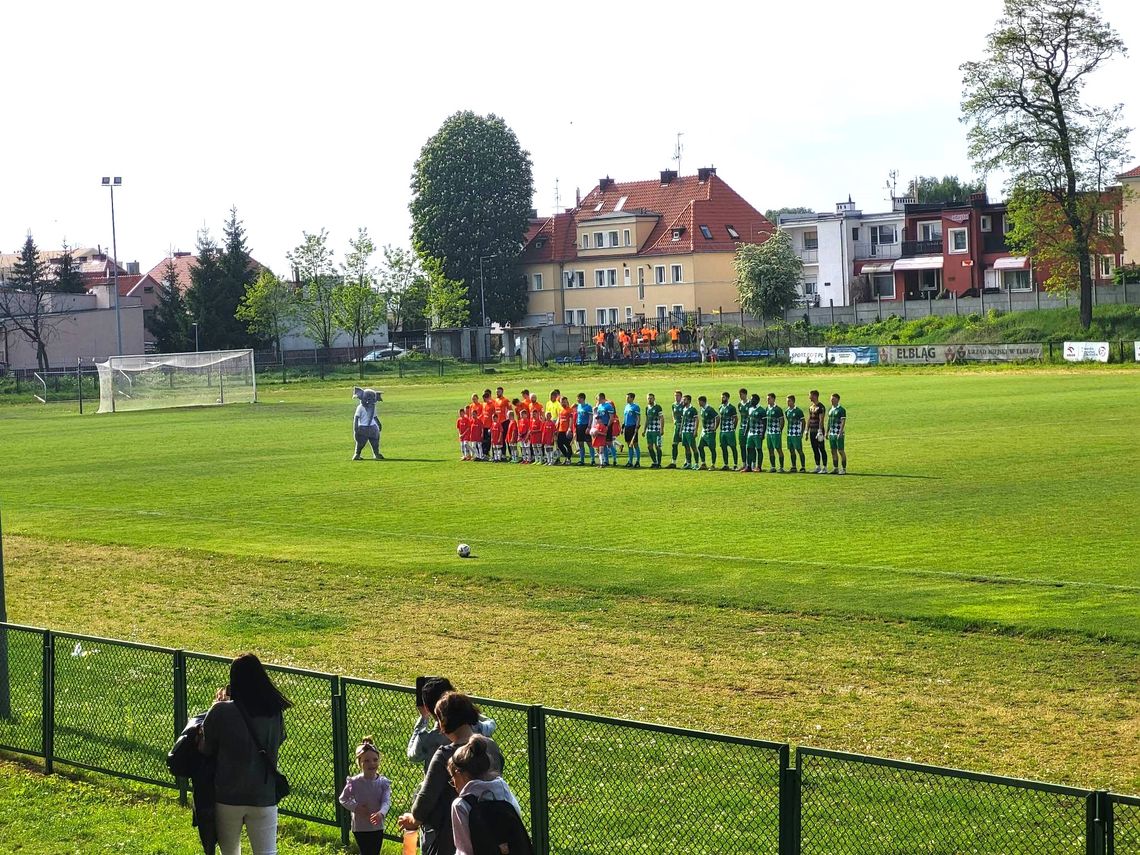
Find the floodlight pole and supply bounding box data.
[0,501,9,719]
[102,177,124,356]
[192,323,199,352]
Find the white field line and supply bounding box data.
[17,501,1140,595]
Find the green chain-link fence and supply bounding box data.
[0,623,1136,855]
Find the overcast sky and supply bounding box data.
[4,0,1138,274]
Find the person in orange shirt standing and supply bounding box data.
[555,395,575,464]
[593,331,606,362]
[489,411,504,462]
[456,408,471,460]
[480,389,495,460]
[668,325,681,352]
[517,409,531,463]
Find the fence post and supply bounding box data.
[332,678,350,848]
[173,650,189,806]
[1086,790,1109,855]
[778,746,800,855]
[526,705,550,855]
[42,629,54,774]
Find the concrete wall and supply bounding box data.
[2,304,146,369]
[1122,177,1140,266]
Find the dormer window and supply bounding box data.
[699,225,714,240]
[726,225,740,240]
[535,238,547,249]
[671,227,685,242]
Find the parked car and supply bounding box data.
[359,345,406,361]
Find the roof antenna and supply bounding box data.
[884,169,898,202]
[673,132,684,177]
[554,178,560,213]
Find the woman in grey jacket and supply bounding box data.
[201,654,292,855]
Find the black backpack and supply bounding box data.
[167,712,208,778]
[464,795,534,855]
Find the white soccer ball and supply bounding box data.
[457,543,471,558]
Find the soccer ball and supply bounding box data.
[457,543,471,558]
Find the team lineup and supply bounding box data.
[456,386,849,473]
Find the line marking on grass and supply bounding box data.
[17,501,1140,595]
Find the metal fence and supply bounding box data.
[0,622,1136,855]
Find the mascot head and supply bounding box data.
[353,387,382,407]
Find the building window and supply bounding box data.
[1003,215,1015,234]
[851,227,859,241]
[608,230,619,248]
[608,307,618,324]
[655,265,666,284]
[595,270,605,288]
[571,271,584,288]
[920,269,942,293]
[871,224,897,246]
[1099,212,1115,235]
[564,311,574,324]
[638,284,645,301]
[1003,270,1031,292]
[625,306,633,322]
[671,264,683,283]
[533,273,543,291]
[803,230,819,250]
[671,228,683,242]
[623,228,631,247]
[949,228,968,253]
[672,304,684,319]
[980,215,992,232]
[656,305,668,320]
[597,309,607,325]
[623,268,631,286]
[871,274,895,299]
[607,268,618,287]
[575,309,586,325]
[699,225,713,240]
[638,267,645,286]
[726,225,740,239]
[143,285,154,293]
[581,234,590,249]
[1099,255,1115,278]
[803,281,817,295]
[919,221,943,242]
[594,231,605,248]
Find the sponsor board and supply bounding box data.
[790,347,827,365]
[1063,341,1110,363]
[945,343,1044,363]
[1135,341,1140,362]
[826,346,879,365]
[878,346,945,365]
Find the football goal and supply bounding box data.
[96,350,257,413]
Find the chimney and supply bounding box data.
[174,251,191,258]
[660,169,677,185]
[969,191,988,205]
[576,187,581,206]
[697,166,717,182]
[528,208,538,218]
[598,176,614,192]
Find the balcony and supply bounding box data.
[799,247,819,264]
[853,242,902,260]
[902,239,943,257]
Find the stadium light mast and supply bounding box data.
[192,322,199,352]
[101,177,124,356]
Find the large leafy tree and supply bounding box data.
[961,0,1131,328]
[333,229,387,376]
[147,258,193,353]
[423,256,469,328]
[764,206,813,224]
[0,234,56,369]
[379,245,429,332]
[53,242,86,293]
[734,230,802,320]
[907,175,987,204]
[237,269,295,358]
[288,229,339,352]
[411,111,534,325]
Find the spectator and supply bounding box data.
[448,735,523,855]
[201,654,292,855]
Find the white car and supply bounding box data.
[360,346,406,361]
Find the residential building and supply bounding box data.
[1119,164,1140,266]
[778,199,906,307]
[519,168,773,326]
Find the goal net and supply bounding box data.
[96,350,257,414]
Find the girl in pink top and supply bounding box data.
[338,738,392,855]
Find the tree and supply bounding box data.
[0,234,56,369]
[764,206,813,224]
[734,230,803,320]
[237,269,295,359]
[961,0,1132,328]
[53,242,86,293]
[185,228,227,350]
[216,207,259,348]
[288,229,339,352]
[147,257,193,353]
[907,175,987,204]
[333,229,387,376]
[410,111,534,325]
[423,256,470,328]
[378,245,429,332]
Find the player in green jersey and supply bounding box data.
[668,389,684,469]
[718,392,739,470]
[764,392,785,472]
[736,388,750,467]
[643,393,664,468]
[743,393,765,472]
[784,394,806,473]
[679,394,699,469]
[696,395,719,470]
[827,393,847,474]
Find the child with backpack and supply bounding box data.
[448,735,531,855]
[339,737,392,855]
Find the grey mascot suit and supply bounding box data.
[352,387,383,459]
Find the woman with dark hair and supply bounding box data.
[201,653,292,855]
[397,693,503,855]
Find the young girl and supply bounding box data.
[338,737,391,855]
[448,735,524,855]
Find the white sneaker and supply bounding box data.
[839,467,846,475]
[812,466,819,474]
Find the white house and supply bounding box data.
[778,199,906,307]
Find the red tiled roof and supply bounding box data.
[1118,164,1140,180]
[522,172,772,263]
[86,274,145,297]
[142,254,198,294]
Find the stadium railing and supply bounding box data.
[0,622,1135,854]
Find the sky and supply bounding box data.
[4,0,1139,275]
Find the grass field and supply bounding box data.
[1,363,1138,832]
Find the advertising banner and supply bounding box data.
[1135,341,1140,362]
[945,343,1044,363]
[790,347,828,365]
[826,346,879,365]
[1063,341,1110,363]
[878,345,945,365]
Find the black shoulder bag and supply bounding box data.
[234,702,290,804]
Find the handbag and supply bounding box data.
[234,702,290,803]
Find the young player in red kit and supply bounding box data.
[540,413,557,465]
[456,408,471,460]
[528,411,544,463]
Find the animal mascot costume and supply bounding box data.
[352,387,383,460]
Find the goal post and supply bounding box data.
[96,349,257,414]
